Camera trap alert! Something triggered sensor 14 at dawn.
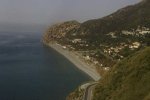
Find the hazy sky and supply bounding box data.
[0,0,140,32]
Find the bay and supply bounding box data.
[0,32,91,100]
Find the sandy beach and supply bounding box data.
[48,43,101,81]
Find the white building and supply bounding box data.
[129,42,141,49]
[85,56,90,60]
[72,39,82,43]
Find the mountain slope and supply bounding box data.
[79,0,150,36]
[93,47,150,100]
[43,0,150,72]
[43,20,80,43]
[42,1,150,100]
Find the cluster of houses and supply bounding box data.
[82,54,110,71]
[78,51,111,71]
[129,42,141,49]
[61,44,109,70]
[69,38,89,48]
[72,39,82,43]
[107,27,150,38]
[103,46,124,59]
[107,32,117,38]
[102,41,141,59]
[71,39,87,44]
[61,39,142,70]
[122,27,150,36]
[58,26,149,71]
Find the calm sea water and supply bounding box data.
[0,32,91,100]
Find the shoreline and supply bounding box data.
[47,43,101,81]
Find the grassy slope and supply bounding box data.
[93,47,150,100]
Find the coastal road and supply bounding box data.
[83,83,97,100]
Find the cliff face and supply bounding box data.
[43,20,80,44]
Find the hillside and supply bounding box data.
[93,47,150,100]
[43,20,80,43]
[79,0,150,35]
[42,0,150,100]
[43,0,150,72]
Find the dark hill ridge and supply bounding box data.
[93,47,150,100]
[80,0,150,35]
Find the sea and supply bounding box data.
[0,32,91,100]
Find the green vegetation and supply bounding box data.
[66,87,84,100]
[42,0,150,100]
[93,47,150,100]
[79,0,150,36]
[43,0,150,73]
